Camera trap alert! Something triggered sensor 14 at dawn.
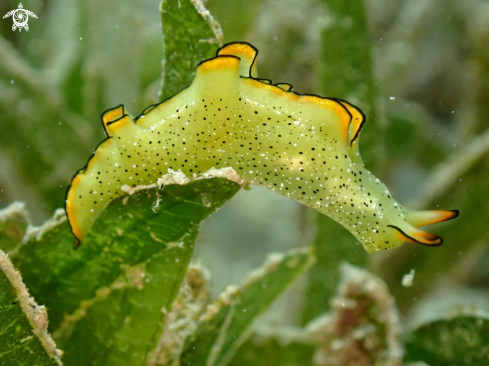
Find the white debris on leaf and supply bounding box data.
[201,193,213,207]
[243,252,286,286]
[121,183,157,195]
[0,250,63,365]
[121,263,146,290]
[22,208,66,244]
[265,252,286,267]
[165,241,185,250]
[190,0,223,45]
[0,201,30,224]
[157,168,191,187]
[199,284,240,323]
[20,335,33,343]
[150,232,165,244]
[196,167,248,187]
[120,169,190,195]
[243,248,312,287]
[152,194,162,212]
[402,269,415,287]
[306,263,403,366]
[33,305,49,331]
[121,167,246,203]
[219,285,240,306]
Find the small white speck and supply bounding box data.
[389,96,395,100]
[402,269,415,287]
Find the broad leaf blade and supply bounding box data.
[180,247,314,366]
[405,314,489,366]
[159,0,223,101]
[11,178,240,365]
[58,228,199,366]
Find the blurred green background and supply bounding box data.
[1,0,488,340]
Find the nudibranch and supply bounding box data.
[65,42,458,253]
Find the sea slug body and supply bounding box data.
[65,42,458,253]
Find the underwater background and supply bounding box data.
[1,0,488,365]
